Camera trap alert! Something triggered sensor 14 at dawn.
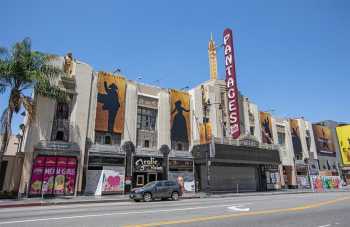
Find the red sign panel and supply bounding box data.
[223,28,241,139]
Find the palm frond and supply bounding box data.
[35,79,69,102]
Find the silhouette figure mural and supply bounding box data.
[95,72,126,134]
[98,81,120,132]
[260,112,273,144]
[171,100,190,142]
[290,119,303,155]
[170,90,191,147]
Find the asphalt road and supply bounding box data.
[0,192,350,227]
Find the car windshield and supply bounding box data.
[143,181,157,188]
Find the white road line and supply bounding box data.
[0,203,251,225]
[318,224,331,227]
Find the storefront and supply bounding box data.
[282,166,296,189]
[295,163,311,189]
[29,141,80,197]
[85,145,125,195]
[263,164,281,190]
[132,156,164,187]
[192,142,280,193]
[168,158,194,193]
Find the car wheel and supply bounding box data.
[143,193,152,202]
[134,199,140,202]
[171,192,179,201]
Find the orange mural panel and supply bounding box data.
[95,72,126,134]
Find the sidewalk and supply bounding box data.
[1,188,350,209]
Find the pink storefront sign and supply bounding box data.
[54,157,67,195]
[65,157,77,195]
[29,156,46,195]
[42,156,57,194]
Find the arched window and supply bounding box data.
[56,131,64,141]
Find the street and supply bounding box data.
[0,192,350,227]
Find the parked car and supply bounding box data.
[129,180,182,202]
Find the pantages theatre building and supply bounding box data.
[18,28,287,197]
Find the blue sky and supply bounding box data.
[1,0,349,134]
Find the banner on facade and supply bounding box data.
[169,90,191,145]
[336,125,350,165]
[223,28,241,139]
[259,112,273,144]
[290,119,303,156]
[95,72,126,134]
[313,125,335,156]
[199,122,212,144]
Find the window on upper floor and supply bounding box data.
[137,107,157,130]
[250,126,255,136]
[95,131,121,145]
[278,132,286,146]
[305,130,311,151]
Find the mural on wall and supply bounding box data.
[290,119,303,156]
[259,112,273,144]
[336,125,350,165]
[199,123,212,144]
[313,125,335,156]
[310,175,342,191]
[170,90,191,144]
[168,171,195,193]
[95,72,126,134]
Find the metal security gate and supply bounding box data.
[210,165,258,192]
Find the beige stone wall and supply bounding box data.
[19,57,94,194]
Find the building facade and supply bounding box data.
[16,30,348,197]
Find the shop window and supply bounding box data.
[144,140,150,148]
[136,175,144,186]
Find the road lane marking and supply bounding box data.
[227,205,250,212]
[122,196,350,227]
[0,203,250,225]
[318,225,331,227]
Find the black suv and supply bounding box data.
[129,180,181,202]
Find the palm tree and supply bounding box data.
[0,38,68,172]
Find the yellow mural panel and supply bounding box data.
[95,72,126,134]
[336,125,350,165]
[170,90,191,144]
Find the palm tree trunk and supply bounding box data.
[0,108,14,178]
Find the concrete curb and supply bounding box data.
[0,190,348,209]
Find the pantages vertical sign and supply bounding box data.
[223,28,241,139]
